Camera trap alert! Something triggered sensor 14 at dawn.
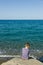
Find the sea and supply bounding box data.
[0,20,43,59]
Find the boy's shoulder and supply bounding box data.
[22,47,29,50]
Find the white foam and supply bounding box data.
[0,55,20,57]
[29,55,36,59]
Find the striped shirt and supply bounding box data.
[22,48,30,59]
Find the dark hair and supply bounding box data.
[25,42,30,46]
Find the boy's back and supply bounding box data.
[22,48,30,59]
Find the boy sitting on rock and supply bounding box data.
[21,42,30,60]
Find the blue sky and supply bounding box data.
[0,0,43,19]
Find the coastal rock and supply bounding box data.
[1,57,43,65]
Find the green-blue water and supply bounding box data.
[0,20,43,55]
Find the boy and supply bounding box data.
[21,42,30,60]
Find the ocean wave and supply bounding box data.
[0,49,43,58]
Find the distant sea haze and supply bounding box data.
[0,20,43,55]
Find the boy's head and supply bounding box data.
[25,42,30,48]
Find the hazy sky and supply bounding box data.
[0,0,43,19]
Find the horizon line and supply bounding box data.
[0,19,43,20]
